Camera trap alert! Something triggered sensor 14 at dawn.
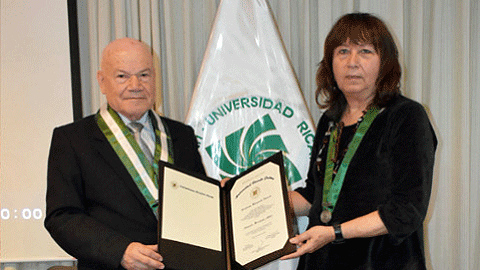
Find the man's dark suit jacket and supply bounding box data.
[45,114,206,270]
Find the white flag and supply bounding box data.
[186,0,315,269]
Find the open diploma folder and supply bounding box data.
[158,152,296,270]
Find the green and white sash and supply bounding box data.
[96,104,174,217]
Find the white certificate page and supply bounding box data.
[230,161,289,266]
[161,167,222,251]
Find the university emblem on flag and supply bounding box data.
[197,97,314,188]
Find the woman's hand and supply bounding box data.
[280,225,335,260]
[281,211,389,260]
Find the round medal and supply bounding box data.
[320,209,332,223]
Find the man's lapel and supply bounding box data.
[88,118,156,218]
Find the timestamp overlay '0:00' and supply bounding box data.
[0,208,43,220]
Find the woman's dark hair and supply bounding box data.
[315,13,401,118]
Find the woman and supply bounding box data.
[280,13,437,269]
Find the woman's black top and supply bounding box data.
[295,95,437,270]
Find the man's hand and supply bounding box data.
[280,225,335,260]
[121,242,164,270]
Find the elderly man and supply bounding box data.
[45,38,205,270]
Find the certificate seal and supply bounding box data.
[250,186,260,199]
[170,181,178,189]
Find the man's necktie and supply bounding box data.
[128,122,154,164]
